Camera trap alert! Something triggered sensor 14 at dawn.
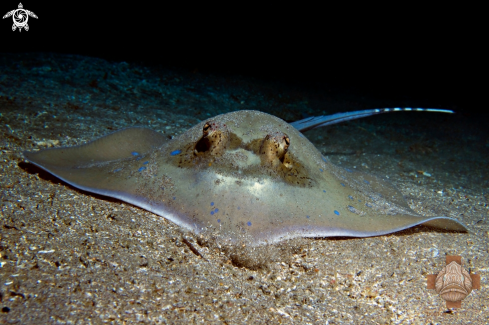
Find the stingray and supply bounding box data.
[24,108,467,244]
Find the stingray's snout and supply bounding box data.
[194,121,230,156]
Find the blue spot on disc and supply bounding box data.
[210,202,214,206]
[170,150,182,156]
[323,190,326,193]
[210,211,214,215]
[319,168,323,172]
[334,210,340,215]
[214,208,219,213]
[173,197,176,200]
[364,180,370,184]
[138,167,146,172]
[143,161,149,165]
[348,195,354,200]
[306,215,310,219]
[247,221,252,226]
[217,219,220,223]
[113,168,122,173]
[340,183,345,187]
[131,151,139,156]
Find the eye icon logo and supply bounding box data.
[3,3,38,32]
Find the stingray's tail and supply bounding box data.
[291,108,453,132]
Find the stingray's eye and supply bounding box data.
[195,121,229,156]
[259,132,290,165]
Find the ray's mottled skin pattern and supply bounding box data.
[23,110,466,245]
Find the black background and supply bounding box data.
[1,2,480,114]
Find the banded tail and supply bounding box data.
[291,108,453,132]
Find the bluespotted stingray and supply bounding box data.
[24,108,466,244]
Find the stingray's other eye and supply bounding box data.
[259,132,290,165]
